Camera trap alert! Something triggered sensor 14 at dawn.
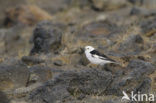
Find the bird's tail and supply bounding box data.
[111,61,121,65]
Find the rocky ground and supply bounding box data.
[0,0,156,103]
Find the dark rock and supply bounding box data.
[0,29,6,54]
[0,27,21,55]
[67,69,112,95]
[125,34,143,44]
[28,60,155,102]
[127,0,144,5]
[134,77,151,93]
[0,64,29,90]
[106,75,150,96]
[129,34,143,43]
[105,60,154,96]
[30,21,63,54]
[28,65,64,85]
[107,76,152,96]
[0,25,32,56]
[0,91,10,103]
[28,69,112,103]
[28,66,52,85]
[128,0,156,8]
[127,59,155,79]
[81,96,121,103]
[130,7,142,15]
[102,63,124,75]
[102,100,116,103]
[0,58,22,66]
[22,56,45,65]
[140,17,156,35]
[130,7,156,16]
[118,34,144,55]
[53,60,64,66]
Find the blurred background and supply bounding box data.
[0,0,156,57]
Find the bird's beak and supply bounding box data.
[81,47,85,53]
[77,47,84,54]
[84,47,87,51]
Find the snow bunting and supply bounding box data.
[85,46,117,65]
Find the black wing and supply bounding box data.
[90,50,116,62]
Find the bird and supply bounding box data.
[84,46,118,65]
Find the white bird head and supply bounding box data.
[85,46,95,52]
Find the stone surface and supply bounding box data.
[128,0,156,8]
[21,56,45,65]
[28,66,52,85]
[118,34,144,55]
[127,60,155,78]
[140,17,156,36]
[105,60,154,96]
[0,91,10,103]
[28,69,112,103]
[0,64,29,90]
[30,21,63,54]
[28,59,155,102]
